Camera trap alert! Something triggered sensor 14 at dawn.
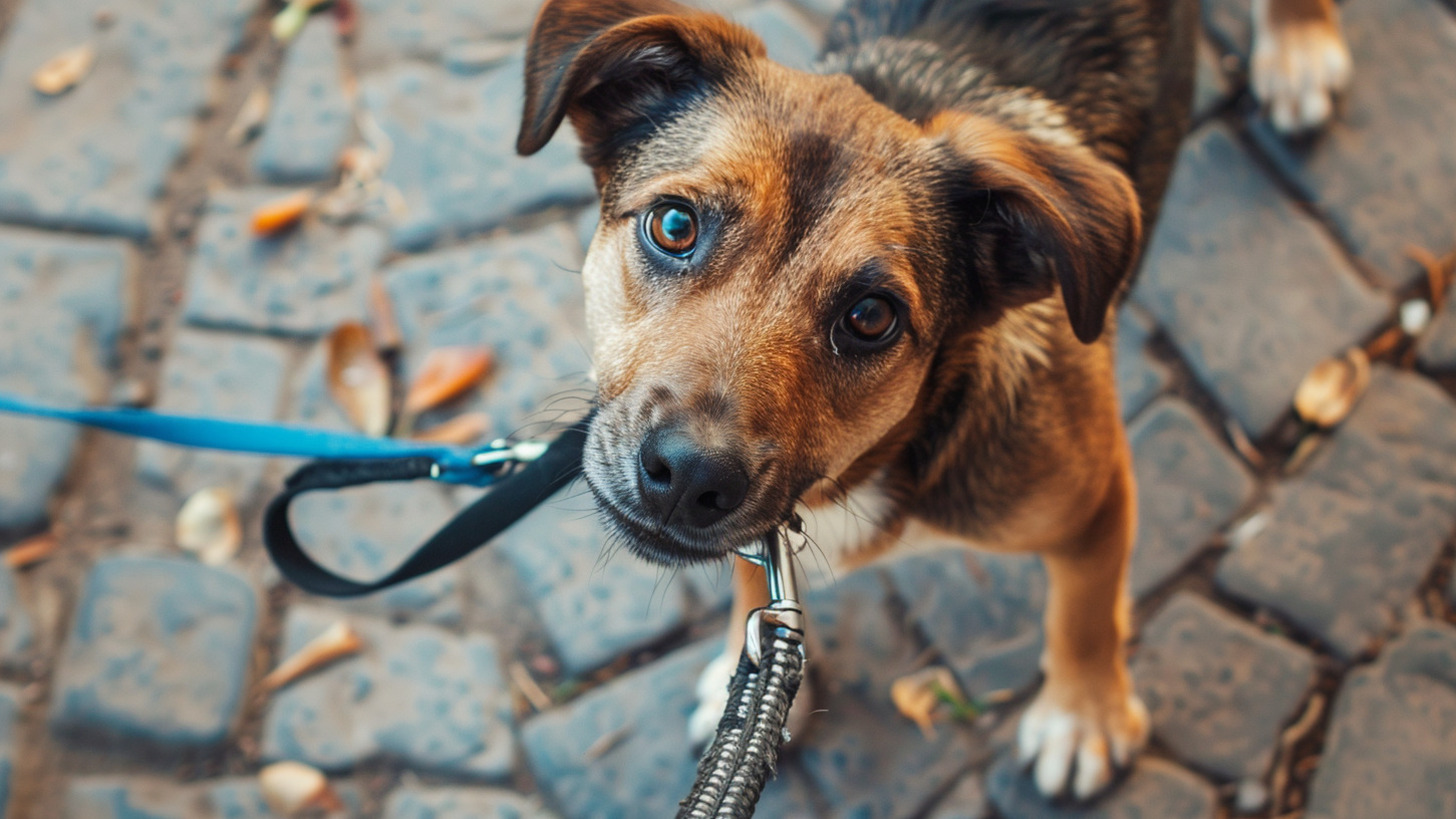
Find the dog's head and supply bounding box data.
[518,0,1141,564]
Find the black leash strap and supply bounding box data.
[263,416,590,597]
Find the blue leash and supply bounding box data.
[0,390,592,595]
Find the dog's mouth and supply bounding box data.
[585,475,786,567]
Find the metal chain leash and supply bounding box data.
[678,529,807,819]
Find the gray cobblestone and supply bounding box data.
[50,556,258,749]
[496,504,689,677]
[798,569,979,818]
[253,18,352,184]
[1127,398,1253,598]
[1115,307,1169,422]
[1217,367,1456,658]
[0,228,130,531]
[1305,623,1456,819]
[0,0,253,237]
[206,778,363,819]
[986,755,1217,819]
[1134,123,1389,436]
[925,774,990,819]
[352,0,538,71]
[361,57,596,252]
[1418,294,1456,372]
[65,778,194,819]
[383,786,558,819]
[1131,592,1316,781]
[381,224,592,438]
[181,188,387,337]
[261,605,513,779]
[0,685,16,819]
[135,329,292,500]
[1245,0,1456,289]
[737,1,823,71]
[0,566,33,666]
[1192,35,1231,122]
[887,551,1045,699]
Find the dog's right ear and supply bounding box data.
[517,0,764,161]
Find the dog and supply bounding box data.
[515,0,1351,802]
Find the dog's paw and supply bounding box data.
[1016,684,1149,801]
[1251,0,1352,133]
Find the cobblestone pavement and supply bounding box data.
[0,0,1454,816]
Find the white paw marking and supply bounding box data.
[1251,0,1353,133]
[687,652,735,749]
[1017,688,1149,800]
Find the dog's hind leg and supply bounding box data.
[1016,457,1149,801]
[1252,0,1353,133]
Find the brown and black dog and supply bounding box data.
[515,0,1350,802]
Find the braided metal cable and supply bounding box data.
[676,629,805,818]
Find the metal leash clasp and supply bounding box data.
[738,528,806,667]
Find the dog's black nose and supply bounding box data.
[638,427,749,529]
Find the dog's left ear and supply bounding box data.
[927,113,1142,344]
[517,0,764,161]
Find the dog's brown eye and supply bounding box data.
[843,296,896,340]
[645,203,698,256]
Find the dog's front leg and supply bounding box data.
[1018,461,1148,801]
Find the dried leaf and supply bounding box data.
[333,0,358,38]
[261,621,364,692]
[250,190,313,236]
[175,487,241,566]
[403,347,494,415]
[891,666,962,739]
[325,322,392,436]
[367,277,402,354]
[1293,347,1370,428]
[33,43,96,96]
[1407,245,1454,314]
[4,530,59,569]
[259,761,345,815]
[411,412,490,446]
[1364,326,1406,360]
[270,0,331,42]
[227,87,271,145]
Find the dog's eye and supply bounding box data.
[842,296,896,341]
[645,203,698,256]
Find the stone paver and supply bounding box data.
[253,18,352,184]
[383,786,559,819]
[360,57,596,251]
[65,778,194,819]
[1218,367,1456,658]
[50,557,257,749]
[738,1,822,70]
[986,755,1218,819]
[925,775,990,819]
[1127,398,1254,598]
[381,224,591,436]
[1304,623,1456,819]
[1115,306,1170,422]
[522,638,818,818]
[1131,592,1317,781]
[0,565,33,666]
[0,685,16,819]
[134,329,291,500]
[1134,123,1389,436]
[261,605,513,779]
[0,0,253,237]
[1246,0,1456,289]
[181,188,387,337]
[797,569,980,818]
[496,503,690,677]
[1418,295,1456,371]
[0,228,130,531]
[352,0,538,71]
[887,551,1045,699]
